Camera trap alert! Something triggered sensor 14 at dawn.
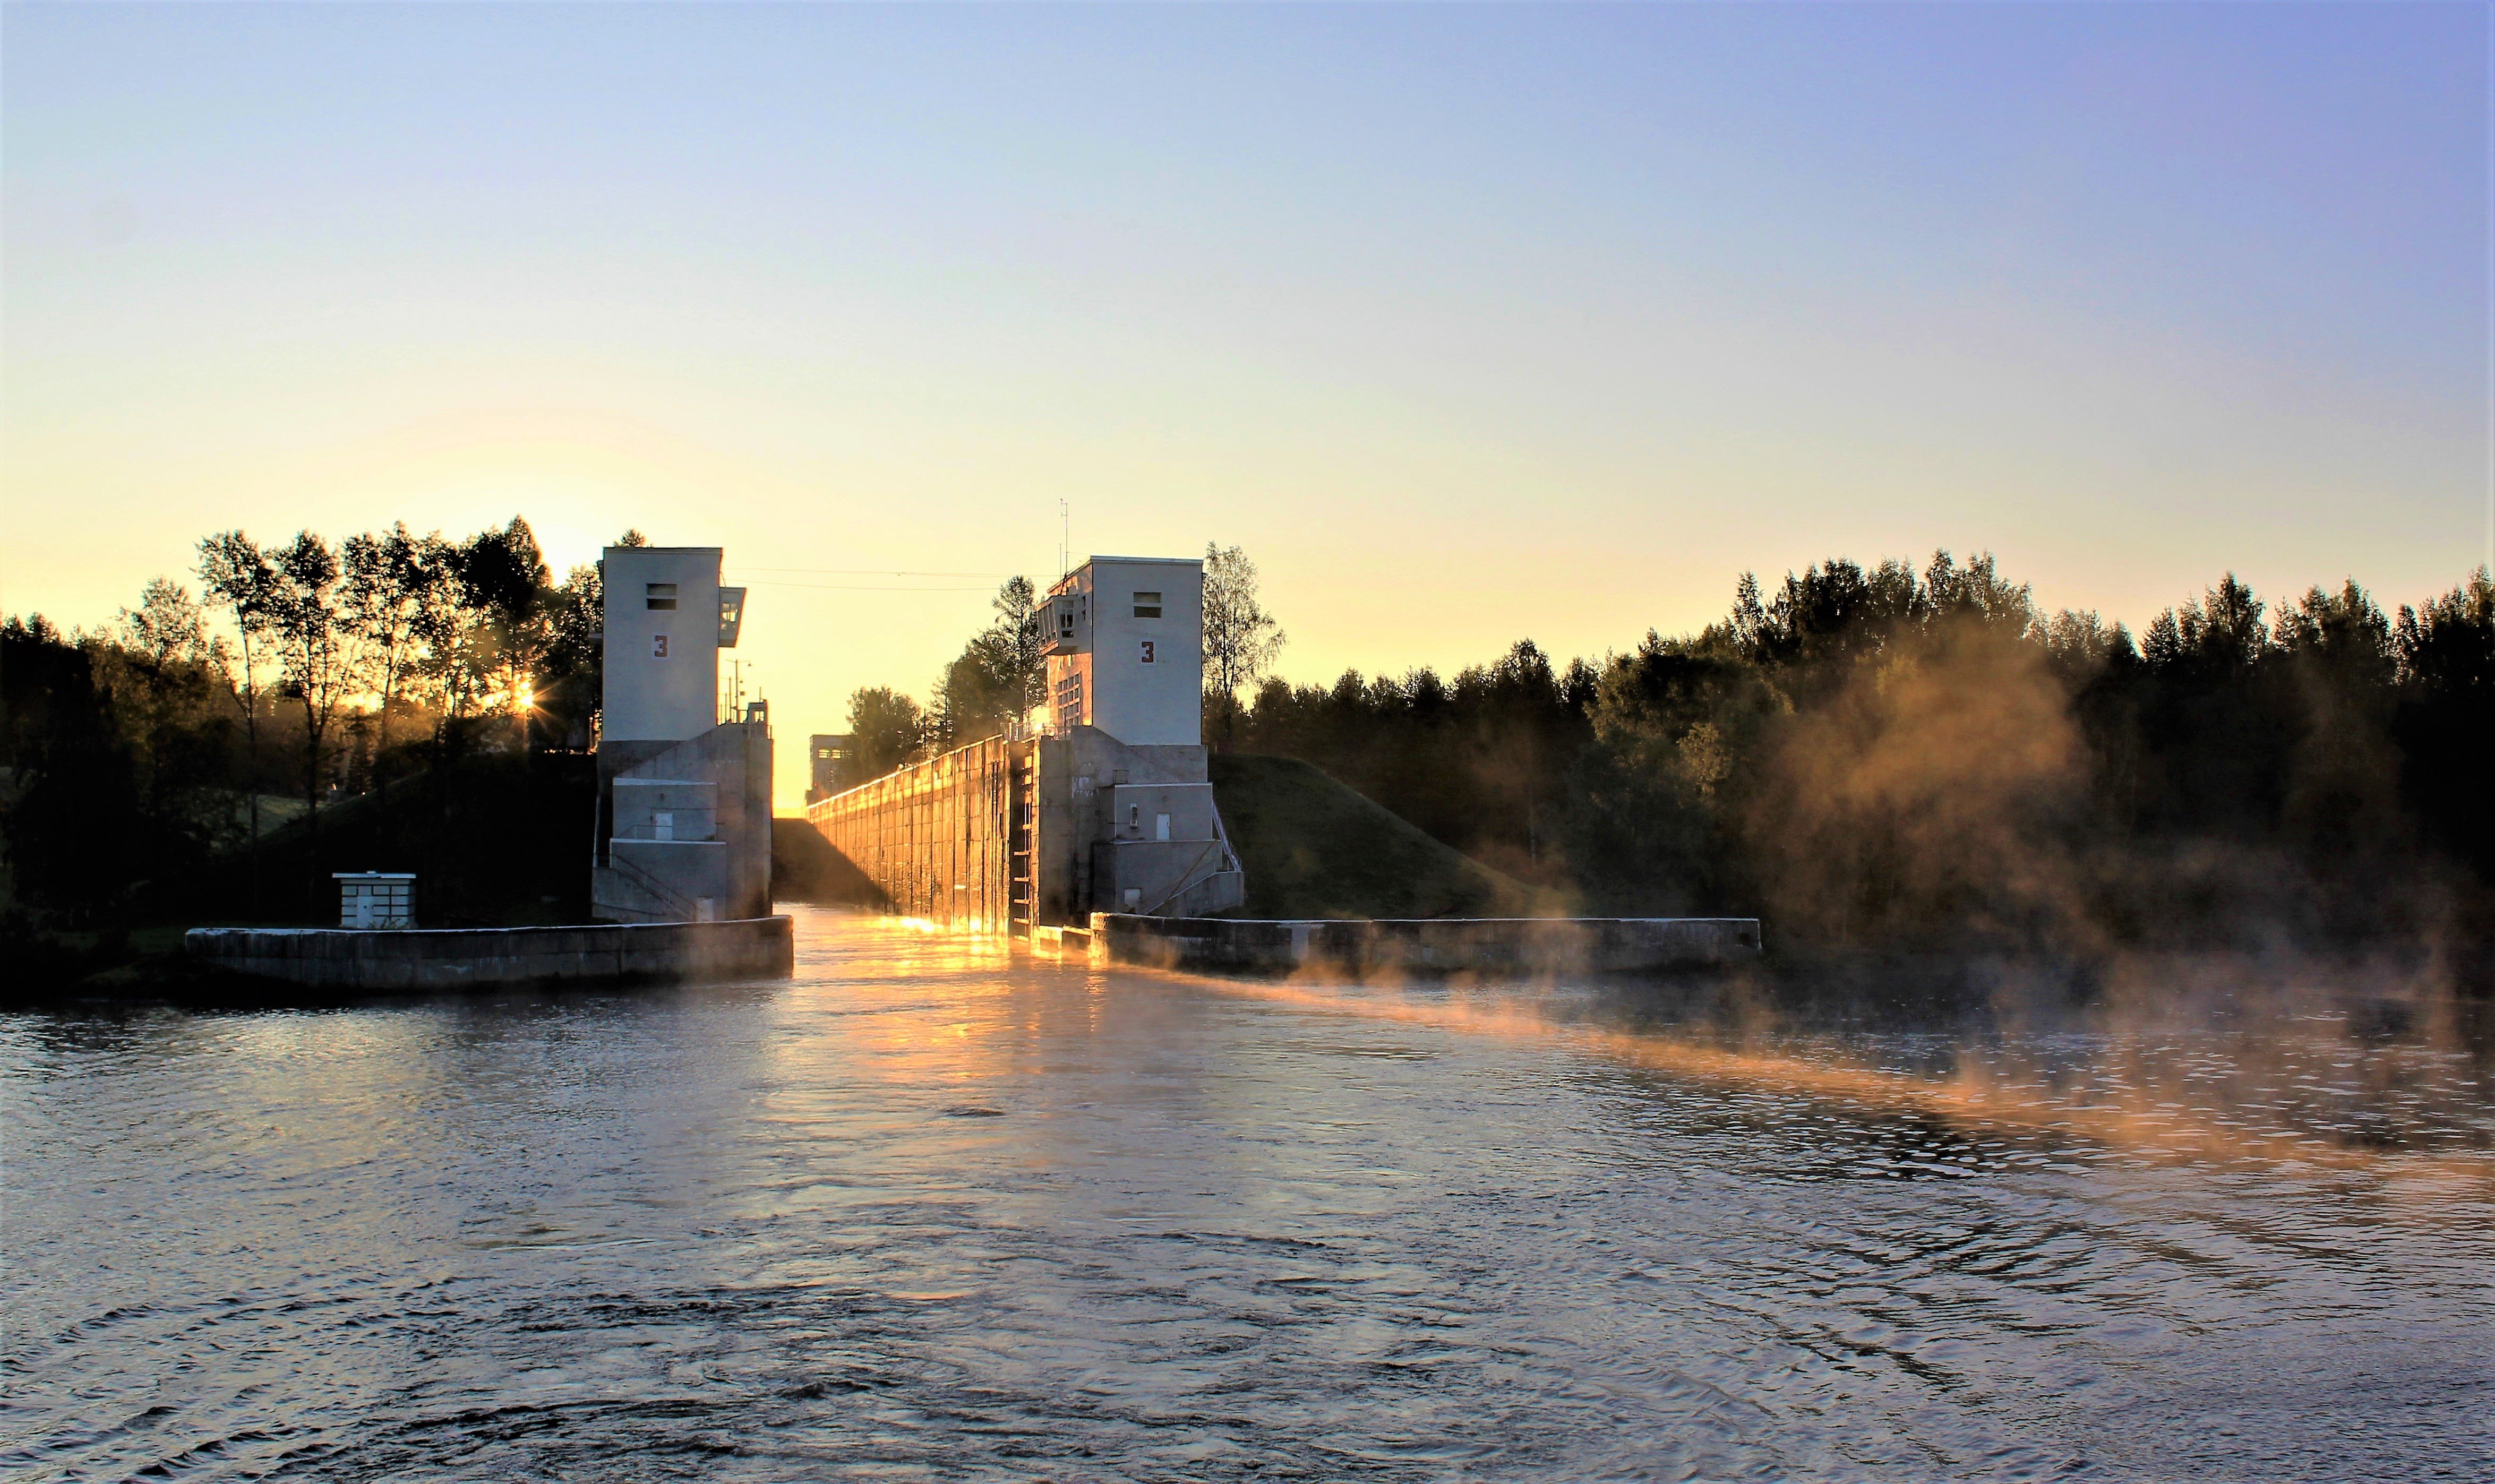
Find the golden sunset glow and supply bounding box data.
[7,8,2485,812]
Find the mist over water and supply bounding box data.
[7,908,2491,1481]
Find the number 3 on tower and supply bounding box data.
[1138,639,1155,664]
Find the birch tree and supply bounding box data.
[1202,543,1285,747]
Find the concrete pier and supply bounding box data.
[185,916,794,992]
[1081,914,1762,975]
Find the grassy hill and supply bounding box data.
[1210,752,1555,919]
[7,753,598,998]
[176,753,596,928]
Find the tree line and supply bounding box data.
[1,516,629,921]
[1224,554,2494,957]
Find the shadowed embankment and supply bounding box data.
[1206,753,1554,919]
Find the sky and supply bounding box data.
[5,4,2489,809]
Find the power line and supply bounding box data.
[735,579,998,593]
[727,566,1018,578]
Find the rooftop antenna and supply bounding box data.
[1058,499,1069,579]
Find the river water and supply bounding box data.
[7,907,2491,1481]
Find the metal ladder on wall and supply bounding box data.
[1007,748,1036,937]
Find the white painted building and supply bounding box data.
[599,546,747,744]
[593,545,769,925]
[1041,556,1203,747]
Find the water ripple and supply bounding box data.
[5,907,2490,1481]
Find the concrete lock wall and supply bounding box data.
[805,724,1245,935]
[613,779,719,843]
[186,916,795,991]
[595,719,773,924]
[807,734,1018,929]
[1038,728,1242,922]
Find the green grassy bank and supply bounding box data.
[1210,752,1553,919]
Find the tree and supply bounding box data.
[117,577,218,671]
[196,531,276,851]
[459,516,553,723]
[107,578,233,840]
[267,531,355,818]
[407,530,484,727]
[1455,639,1587,871]
[0,616,147,919]
[992,576,1044,714]
[340,524,427,754]
[931,577,1044,749]
[1202,543,1285,748]
[846,685,926,780]
[2144,573,2269,672]
[2391,566,2493,693]
[2391,567,2495,875]
[537,561,604,750]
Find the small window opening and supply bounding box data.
[646,582,679,611]
[1133,591,1162,619]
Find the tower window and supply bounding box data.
[646,582,679,611]
[1133,591,1161,619]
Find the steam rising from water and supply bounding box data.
[8,911,2490,1481]
[1221,954,2494,1196]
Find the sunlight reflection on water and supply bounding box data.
[6,906,2491,1481]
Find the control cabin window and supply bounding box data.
[1133,591,1161,619]
[646,582,679,611]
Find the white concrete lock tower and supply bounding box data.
[1041,555,1205,744]
[1030,555,1244,920]
[593,545,768,924]
[601,547,744,747]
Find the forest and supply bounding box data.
[1222,554,2494,964]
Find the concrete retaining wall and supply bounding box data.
[185,916,794,991]
[595,721,773,925]
[1087,914,1762,975]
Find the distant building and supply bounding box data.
[807,733,855,804]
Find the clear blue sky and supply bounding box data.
[5,4,2486,803]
